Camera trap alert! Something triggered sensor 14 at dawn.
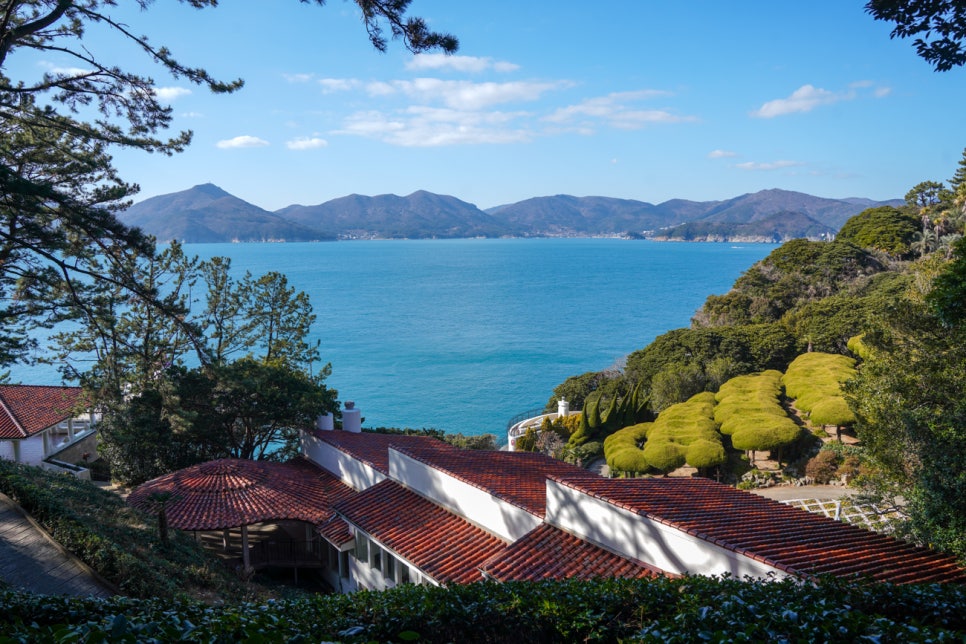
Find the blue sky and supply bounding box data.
[27,1,966,210]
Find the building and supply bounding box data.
[131,406,966,591]
[0,385,98,477]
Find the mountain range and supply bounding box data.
[120,184,902,243]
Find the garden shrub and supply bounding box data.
[805,449,841,484]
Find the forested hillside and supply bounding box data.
[539,157,966,562]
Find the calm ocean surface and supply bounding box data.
[13,239,774,439]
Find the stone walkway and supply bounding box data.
[0,493,113,598]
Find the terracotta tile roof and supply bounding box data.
[0,385,84,439]
[482,524,666,582]
[553,477,966,584]
[393,443,600,517]
[128,458,357,534]
[334,479,508,585]
[313,430,453,474]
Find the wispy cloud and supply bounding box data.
[708,149,737,159]
[545,90,694,131]
[406,53,519,73]
[365,78,570,110]
[40,61,91,77]
[752,85,842,118]
[154,87,191,101]
[283,73,314,83]
[735,160,803,171]
[216,135,269,149]
[319,78,361,93]
[337,107,532,147]
[286,136,328,150]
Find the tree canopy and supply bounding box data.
[867,0,966,71]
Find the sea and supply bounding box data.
[10,239,774,440]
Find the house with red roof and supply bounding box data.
[297,418,966,591]
[0,385,98,475]
[130,405,966,593]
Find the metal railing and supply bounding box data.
[505,408,547,433]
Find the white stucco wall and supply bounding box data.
[388,449,541,542]
[0,440,15,461]
[545,480,788,579]
[301,431,386,491]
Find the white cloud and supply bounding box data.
[286,137,328,150]
[154,86,191,101]
[406,53,520,73]
[365,78,570,110]
[545,90,693,131]
[708,149,737,159]
[752,84,843,118]
[337,107,532,147]
[40,61,91,77]
[318,78,360,93]
[874,86,892,98]
[284,73,314,83]
[735,160,803,171]
[180,111,204,118]
[216,135,269,149]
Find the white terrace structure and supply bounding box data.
[132,403,966,593]
[0,385,98,478]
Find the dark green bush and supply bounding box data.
[1,576,964,642]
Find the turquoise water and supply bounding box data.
[11,239,774,437]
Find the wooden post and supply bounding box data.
[222,528,231,552]
[241,525,251,572]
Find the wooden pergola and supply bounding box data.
[128,458,354,572]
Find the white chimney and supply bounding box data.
[343,401,362,433]
[315,413,334,431]
[558,398,570,419]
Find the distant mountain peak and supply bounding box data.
[123,186,902,243]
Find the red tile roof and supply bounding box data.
[552,477,966,584]
[0,385,84,439]
[313,430,453,474]
[482,524,666,582]
[128,458,357,535]
[334,479,508,585]
[393,443,600,517]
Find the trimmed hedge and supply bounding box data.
[715,370,801,454]
[1,576,964,642]
[783,352,857,426]
[643,392,726,473]
[603,423,652,473]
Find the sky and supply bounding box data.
[15,1,966,211]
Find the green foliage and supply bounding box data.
[2,576,965,642]
[696,240,885,326]
[603,423,651,474]
[624,323,799,399]
[781,271,912,354]
[543,371,620,413]
[783,352,856,427]
[928,236,966,327]
[846,261,966,561]
[568,382,650,446]
[867,0,966,71]
[644,392,726,473]
[0,460,244,600]
[715,371,801,459]
[836,206,920,256]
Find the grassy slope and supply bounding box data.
[0,459,262,601]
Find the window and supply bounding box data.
[354,534,369,562]
[399,565,411,584]
[385,553,396,581]
[339,550,350,579]
[370,544,382,572]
